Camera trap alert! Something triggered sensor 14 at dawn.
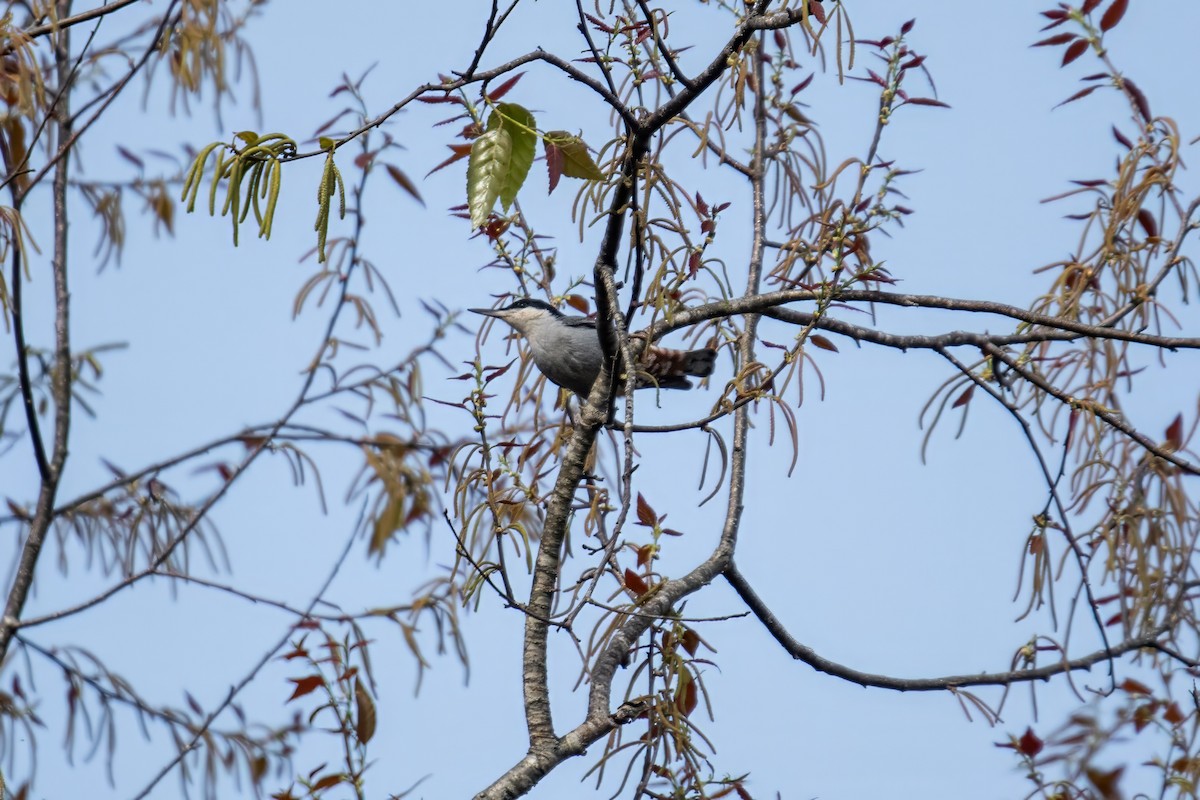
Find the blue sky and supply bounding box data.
[9,1,1200,798]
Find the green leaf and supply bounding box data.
[544,130,603,181]
[318,136,335,151]
[490,103,536,211]
[467,127,512,229]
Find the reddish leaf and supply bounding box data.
[1066,408,1079,449]
[1136,209,1158,240]
[952,385,975,408]
[1081,0,1103,13]
[354,678,377,744]
[681,628,701,656]
[900,18,915,35]
[1061,39,1089,66]
[1032,32,1076,47]
[116,145,144,169]
[809,1,826,25]
[675,672,698,716]
[1164,701,1186,726]
[1099,0,1127,31]
[385,164,424,206]
[1165,413,1184,451]
[810,334,838,352]
[425,143,472,177]
[1133,702,1155,732]
[905,97,950,108]
[486,72,525,101]
[1085,766,1123,800]
[1055,85,1100,107]
[311,774,345,792]
[1123,78,1152,123]
[544,139,563,194]
[1018,727,1044,757]
[624,568,649,597]
[565,294,589,314]
[790,73,815,95]
[1120,677,1153,695]
[636,492,657,526]
[286,675,324,701]
[1112,125,1134,149]
[637,544,655,568]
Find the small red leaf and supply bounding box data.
[1112,125,1134,150]
[287,675,324,701]
[1164,702,1186,726]
[1032,33,1077,47]
[904,97,950,108]
[1123,78,1152,123]
[1165,413,1184,451]
[565,294,589,314]
[425,143,472,177]
[1120,677,1153,695]
[1099,0,1128,31]
[624,568,649,597]
[681,628,700,656]
[809,1,826,25]
[544,139,563,194]
[1018,727,1044,757]
[385,164,424,205]
[636,493,657,526]
[1137,209,1158,240]
[1061,39,1089,66]
[810,334,838,352]
[486,72,525,101]
[1055,85,1100,107]
[952,385,975,408]
[1081,0,1103,13]
[899,18,915,35]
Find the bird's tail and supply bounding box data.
[637,345,717,390]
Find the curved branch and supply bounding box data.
[724,561,1181,691]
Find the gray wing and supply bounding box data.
[560,316,598,330]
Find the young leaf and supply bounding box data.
[1123,78,1152,123]
[1061,39,1089,66]
[636,492,657,526]
[1017,727,1044,757]
[624,568,649,597]
[385,163,425,206]
[544,131,604,181]
[490,103,537,211]
[354,677,377,744]
[1100,0,1128,31]
[466,127,513,229]
[544,137,564,194]
[287,675,324,701]
[1165,413,1184,451]
[810,334,838,352]
[486,72,525,101]
[1055,85,1100,107]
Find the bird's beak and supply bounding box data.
[469,307,505,319]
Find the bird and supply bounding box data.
[469,298,716,398]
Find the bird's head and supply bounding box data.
[469,298,563,335]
